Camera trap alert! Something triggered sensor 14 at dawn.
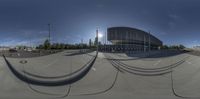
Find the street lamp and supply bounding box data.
[96,28,99,54]
[48,24,51,44]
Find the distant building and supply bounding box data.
[193,46,200,50]
[100,27,163,52]
[15,46,36,51]
[26,47,36,51]
[0,46,10,51]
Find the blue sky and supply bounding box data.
[0,0,200,47]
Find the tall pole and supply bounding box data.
[48,24,51,44]
[126,31,128,53]
[96,27,99,54]
[148,31,151,52]
[105,31,106,52]
[81,38,83,52]
[121,31,123,52]
[104,31,106,45]
[144,35,146,52]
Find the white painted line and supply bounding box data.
[186,61,192,65]
[43,59,59,68]
[17,53,20,56]
[153,60,161,66]
[0,59,4,64]
[92,67,96,71]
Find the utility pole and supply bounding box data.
[96,27,99,54]
[104,31,106,52]
[126,31,128,53]
[144,35,146,52]
[48,24,51,44]
[148,31,151,52]
[81,39,83,45]
[81,38,83,52]
[121,31,122,52]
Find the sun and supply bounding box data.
[98,33,103,38]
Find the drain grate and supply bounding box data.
[19,60,28,64]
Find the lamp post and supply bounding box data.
[104,31,106,52]
[96,28,99,54]
[148,31,151,57]
[148,31,151,52]
[144,34,146,52]
[48,24,51,44]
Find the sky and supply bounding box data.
[0,0,200,47]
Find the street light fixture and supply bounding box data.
[48,24,51,44]
[96,27,99,54]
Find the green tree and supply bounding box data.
[161,45,169,49]
[44,39,50,50]
[38,45,44,49]
[60,43,65,49]
[179,44,185,49]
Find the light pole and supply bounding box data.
[81,38,83,52]
[148,31,151,56]
[148,31,151,52]
[96,27,99,54]
[48,24,51,44]
[104,31,106,52]
[144,34,146,52]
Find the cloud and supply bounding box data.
[0,38,46,47]
[169,14,180,20]
[96,4,104,8]
[39,31,49,34]
[158,32,167,36]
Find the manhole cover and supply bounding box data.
[19,60,28,64]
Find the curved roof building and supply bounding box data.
[105,27,162,51]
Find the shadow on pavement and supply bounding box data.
[2,53,97,86]
[186,50,200,57]
[64,50,94,56]
[125,50,190,58]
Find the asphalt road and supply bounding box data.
[0,50,199,99]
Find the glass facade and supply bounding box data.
[103,27,163,52]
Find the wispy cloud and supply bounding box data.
[169,14,180,20]
[0,38,46,47]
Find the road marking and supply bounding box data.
[0,59,5,71]
[186,61,192,65]
[43,59,59,68]
[153,60,161,66]
[0,59,5,65]
[0,60,3,64]
[92,67,96,71]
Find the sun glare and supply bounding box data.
[98,33,103,38]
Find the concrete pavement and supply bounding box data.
[0,50,199,99]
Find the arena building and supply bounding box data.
[100,27,163,52]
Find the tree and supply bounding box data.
[37,45,44,49]
[161,45,169,49]
[179,44,185,49]
[44,39,50,50]
[60,43,65,49]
